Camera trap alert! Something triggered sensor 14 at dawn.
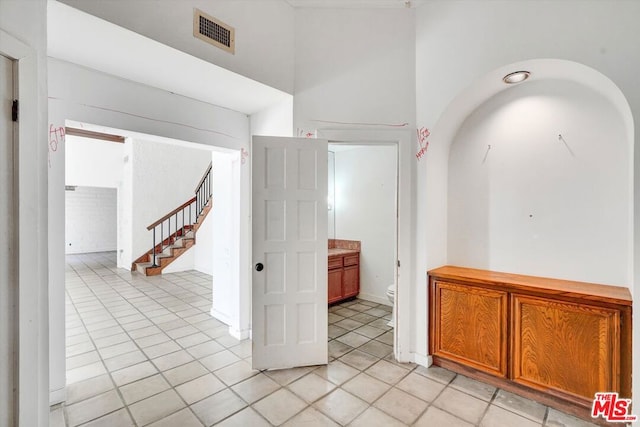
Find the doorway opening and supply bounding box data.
[327,141,399,364]
[56,120,244,404]
[328,143,398,307]
[250,136,402,371]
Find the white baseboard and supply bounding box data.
[412,353,432,368]
[209,307,250,340]
[229,326,250,340]
[357,293,391,306]
[210,307,231,327]
[49,387,66,406]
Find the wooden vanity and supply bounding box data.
[428,266,632,423]
[328,239,360,304]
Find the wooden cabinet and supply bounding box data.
[431,281,508,377]
[328,268,343,303]
[429,266,632,423]
[328,252,359,304]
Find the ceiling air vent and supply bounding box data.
[193,9,235,54]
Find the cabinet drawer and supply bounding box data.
[344,254,359,266]
[328,256,343,269]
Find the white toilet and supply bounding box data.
[386,285,395,327]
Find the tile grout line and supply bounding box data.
[68,255,211,427]
[81,253,267,426]
[63,253,584,427]
[65,259,140,427]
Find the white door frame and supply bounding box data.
[0,28,50,425]
[0,48,16,427]
[318,128,413,363]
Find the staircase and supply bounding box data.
[132,163,212,276]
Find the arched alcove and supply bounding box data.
[425,59,634,288]
[449,78,631,285]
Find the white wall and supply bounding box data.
[328,151,335,238]
[192,151,222,277]
[210,150,243,336]
[415,0,640,402]
[118,139,133,270]
[162,246,196,274]
[65,187,118,254]
[449,79,630,285]
[48,57,252,404]
[58,0,295,94]
[1,0,49,423]
[131,139,212,268]
[334,145,397,304]
[65,135,124,187]
[192,209,213,275]
[250,96,294,138]
[294,8,416,132]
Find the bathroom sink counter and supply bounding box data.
[329,248,359,256]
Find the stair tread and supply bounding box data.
[137,197,211,276]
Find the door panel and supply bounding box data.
[0,53,15,427]
[431,280,508,377]
[511,294,620,401]
[343,265,359,298]
[328,268,342,303]
[252,136,328,370]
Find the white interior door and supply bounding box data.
[0,53,15,427]
[252,136,328,370]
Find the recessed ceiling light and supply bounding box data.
[503,71,530,84]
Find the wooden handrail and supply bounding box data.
[147,196,197,230]
[195,162,212,194]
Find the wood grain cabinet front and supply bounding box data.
[428,266,632,424]
[511,294,621,402]
[431,280,507,377]
[328,252,359,304]
[328,267,343,304]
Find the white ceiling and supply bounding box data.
[47,1,291,116]
[285,0,427,8]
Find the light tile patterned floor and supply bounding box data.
[49,252,600,427]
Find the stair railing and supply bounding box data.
[195,162,212,217]
[147,162,212,268]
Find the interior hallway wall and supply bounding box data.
[65,187,118,254]
[48,57,251,404]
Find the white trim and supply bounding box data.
[412,352,432,367]
[317,128,413,364]
[228,326,251,340]
[49,388,65,406]
[0,28,30,59]
[0,27,50,425]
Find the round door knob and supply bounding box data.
[255,263,264,272]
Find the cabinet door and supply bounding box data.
[343,265,359,298]
[511,294,620,404]
[431,281,508,377]
[328,269,343,304]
